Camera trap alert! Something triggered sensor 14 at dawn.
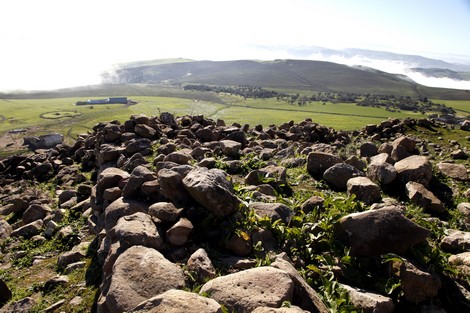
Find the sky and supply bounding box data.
[1,0,469,91]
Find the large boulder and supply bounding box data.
[307,152,342,176]
[104,197,149,231]
[183,167,241,217]
[346,177,382,205]
[271,256,329,313]
[336,208,430,257]
[248,202,294,224]
[366,153,397,185]
[103,246,185,313]
[96,167,130,205]
[340,284,395,313]
[405,182,445,214]
[0,219,12,242]
[110,212,163,250]
[323,163,364,190]
[200,266,294,313]
[129,289,223,313]
[436,162,468,181]
[157,169,193,206]
[392,259,441,304]
[394,155,432,187]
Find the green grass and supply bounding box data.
[0,95,462,144]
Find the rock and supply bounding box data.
[148,202,184,222]
[359,142,378,158]
[103,245,185,313]
[183,167,241,217]
[340,284,395,313]
[306,152,342,176]
[104,197,149,231]
[96,167,130,205]
[271,256,329,313]
[134,123,156,139]
[158,168,193,206]
[252,306,309,313]
[57,250,86,270]
[245,165,288,190]
[64,261,87,274]
[164,151,193,165]
[226,230,252,256]
[366,153,397,185]
[436,162,468,180]
[300,195,324,214]
[111,212,163,250]
[10,220,43,239]
[345,155,366,171]
[440,229,470,252]
[323,163,364,190]
[187,248,217,283]
[166,217,193,246]
[457,202,470,226]
[121,165,155,199]
[0,279,12,305]
[0,297,36,313]
[460,120,470,131]
[129,289,223,313]
[451,149,468,160]
[22,203,51,224]
[44,275,69,292]
[448,252,470,278]
[200,266,294,313]
[220,140,242,158]
[125,138,152,154]
[248,202,294,224]
[336,208,430,257]
[346,177,382,205]
[392,259,441,304]
[391,136,416,161]
[405,181,445,214]
[394,155,433,187]
[0,219,12,241]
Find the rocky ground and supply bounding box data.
[0,113,469,313]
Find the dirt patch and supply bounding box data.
[0,127,41,158]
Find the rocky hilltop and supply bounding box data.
[0,113,469,312]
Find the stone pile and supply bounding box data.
[0,113,469,313]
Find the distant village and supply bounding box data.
[74,97,137,106]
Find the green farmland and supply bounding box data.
[1,96,468,142]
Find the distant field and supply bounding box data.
[438,100,470,114]
[0,96,464,142]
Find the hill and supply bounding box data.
[102,59,470,99]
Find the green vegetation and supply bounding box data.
[2,93,460,143]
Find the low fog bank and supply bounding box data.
[307,53,470,90]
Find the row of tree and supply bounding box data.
[182,84,455,115]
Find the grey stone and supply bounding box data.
[441,229,470,252]
[437,162,468,181]
[111,212,162,249]
[347,177,382,205]
[183,167,241,217]
[104,197,149,231]
[104,246,185,313]
[187,248,217,283]
[148,202,184,222]
[129,289,223,313]
[394,155,432,187]
[200,266,294,313]
[323,163,364,190]
[336,208,430,257]
[307,152,342,176]
[406,181,445,214]
[11,220,43,239]
[166,217,193,246]
[340,284,395,313]
[248,202,294,224]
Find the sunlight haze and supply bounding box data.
[1,0,469,91]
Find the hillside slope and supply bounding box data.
[104,59,421,95]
